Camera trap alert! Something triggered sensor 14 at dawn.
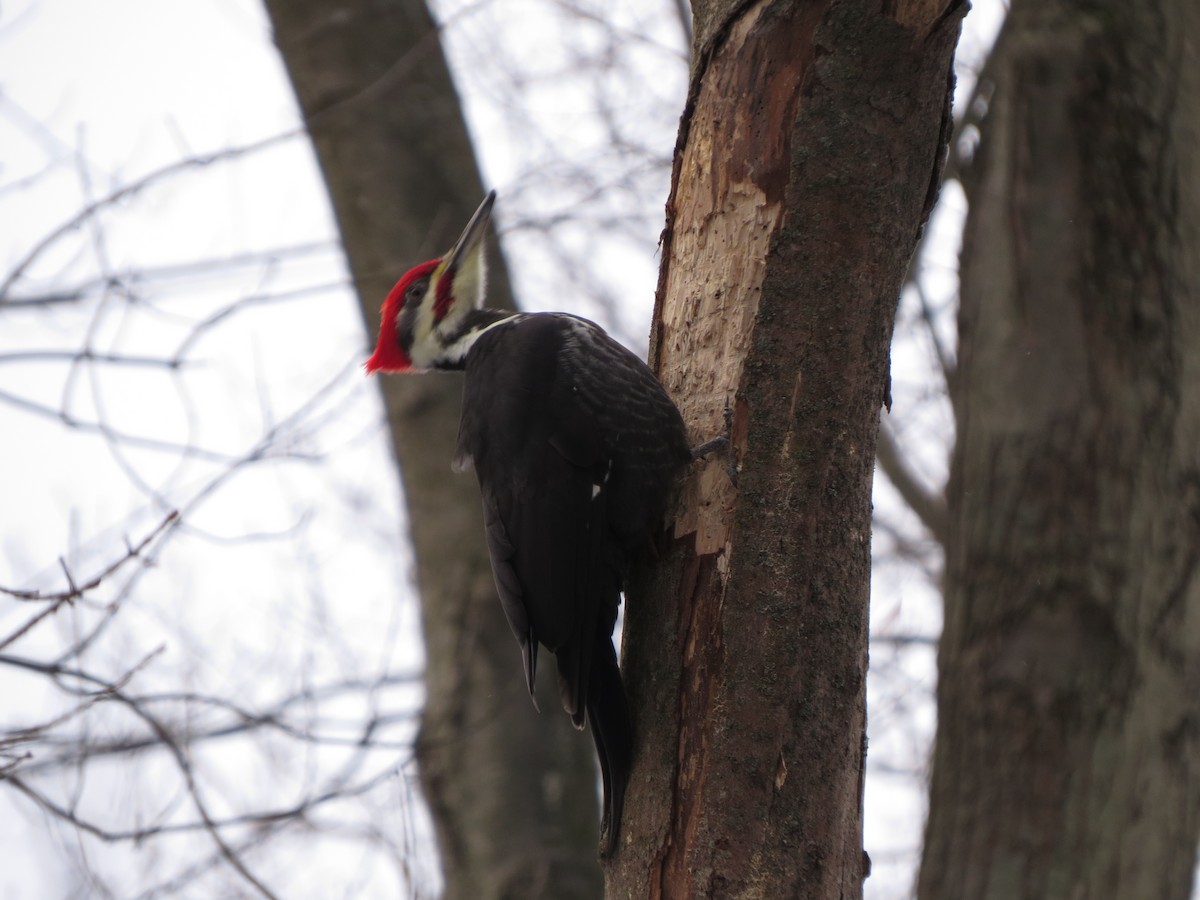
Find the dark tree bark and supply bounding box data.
[920,2,1200,898]
[605,1,964,896]
[262,3,603,897]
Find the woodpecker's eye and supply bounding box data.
[405,277,430,306]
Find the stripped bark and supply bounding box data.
[606,1,964,896]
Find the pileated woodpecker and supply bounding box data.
[366,192,691,855]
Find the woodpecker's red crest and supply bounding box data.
[365,191,495,373]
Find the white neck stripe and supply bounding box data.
[437,313,525,366]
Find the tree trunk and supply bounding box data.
[919,2,1200,898]
[605,1,963,896]
[262,3,603,897]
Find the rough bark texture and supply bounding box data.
[605,1,963,896]
[262,3,603,897]
[919,2,1200,898]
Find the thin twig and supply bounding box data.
[875,417,948,544]
[0,131,301,303]
[0,511,179,605]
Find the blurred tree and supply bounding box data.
[262,1,603,897]
[920,2,1200,897]
[606,0,964,896]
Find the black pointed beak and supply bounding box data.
[443,191,495,276]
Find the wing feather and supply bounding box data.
[456,312,686,851]
[482,488,538,701]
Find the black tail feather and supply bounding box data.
[587,640,632,857]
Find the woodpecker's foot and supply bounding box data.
[689,434,728,459]
[690,400,738,486]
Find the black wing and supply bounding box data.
[455,312,688,853]
[457,315,616,713]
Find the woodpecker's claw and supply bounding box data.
[690,399,738,486]
[689,435,728,459]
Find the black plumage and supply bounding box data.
[452,310,690,855]
[366,192,693,855]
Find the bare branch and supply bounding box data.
[912,278,957,385]
[6,670,420,777]
[0,241,338,309]
[0,130,301,303]
[170,280,351,366]
[0,350,188,368]
[875,418,948,545]
[870,632,938,648]
[0,387,290,464]
[0,511,179,606]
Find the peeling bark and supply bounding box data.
[920,3,1200,898]
[607,1,964,897]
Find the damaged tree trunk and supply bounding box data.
[606,1,964,897]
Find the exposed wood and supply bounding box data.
[606,1,964,896]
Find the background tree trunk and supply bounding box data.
[606,1,963,896]
[919,2,1200,897]
[263,2,603,897]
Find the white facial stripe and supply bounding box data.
[436,313,525,366]
[409,249,490,369]
[409,267,444,368]
[435,252,487,336]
